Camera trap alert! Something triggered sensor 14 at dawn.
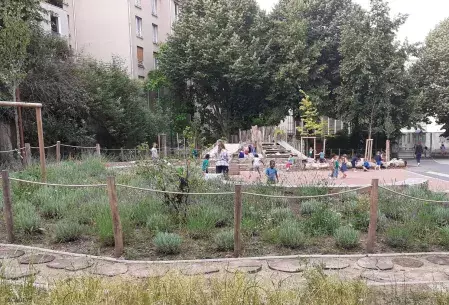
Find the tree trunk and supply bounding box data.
[0,119,15,163]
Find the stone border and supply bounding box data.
[3,243,449,265]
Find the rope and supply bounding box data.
[9,178,107,188]
[0,148,25,153]
[60,144,96,149]
[116,184,235,195]
[241,186,371,199]
[379,185,449,203]
[102,148,137,151]
[30,144,58,149]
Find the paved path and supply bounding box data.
[3,244,449,289]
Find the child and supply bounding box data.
[238,149,245,159]
[151,143,158,160]
[252,153,264,175]
[202,154,210,174]
[309,147,314,158]
[329,154,336,178]
[374,151,382,170]
[319,151,325,163]
[363,159,371,172]
[351,154,360,172]
[341,155,348,178]
[286,154,294,171]
[332,155,340,179]
[265,160,279,184]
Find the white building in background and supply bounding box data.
[40,0,179,79]
[40,2,69,38]
[398,117,448,157]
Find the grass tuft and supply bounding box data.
[213,230,234,251]
[334,226,359,249]
[278,219,307,249]
[153,232,182,254]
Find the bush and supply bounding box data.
[305,208,341,236]
[440,226,449,249]
[432,206,449,226]
[385,226,412,249]
[213,230,234,251]
[153,232,182,254]
[15,203,41,234]
[146,213,174,232]
[350,211,370,232]
[300,200,323,216]
[187,205,228,239]
[54,220,84,243]
[94,207,132,246]
[40,199,67,219]
[278,220,307,248]
[334,226,359,249]
[269,207,294,225]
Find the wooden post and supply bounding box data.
[25,143,31,167]
[386,140,391,162]
[35,107,47,182]
[96,144,101,157]
[366,179,379,253]
[1,170,14,243]
[120,148,124,161]
[233,184,242,257]
[107,176,124,257]
[56,141,61,163]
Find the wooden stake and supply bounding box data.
[1,170,14,243]
[120,148,124,161]
[233,184,242,257]
[107,176,124,257]
[35,107,47,182]
[96,144,101,157]
[366,179,379,253]
[25,143,31,167]
[56,141,61,163]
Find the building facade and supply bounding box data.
[40,2,70,38]
[42,0,179,79]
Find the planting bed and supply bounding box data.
[1,158,449,261]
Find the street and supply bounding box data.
[405,158,449,182]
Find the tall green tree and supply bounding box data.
[337,0,413,140]
[410,18,449,136]
[159,0,273,138]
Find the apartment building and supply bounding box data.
[42,0,179,79]
[40,1,70,38]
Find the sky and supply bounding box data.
[255,0,449,43]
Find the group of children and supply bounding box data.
[329,151,385,179]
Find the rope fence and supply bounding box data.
[379,185,449,204]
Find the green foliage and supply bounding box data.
[153,232,182,254]
[385,226,412,249]
[15,202,41,234]
[54,220,84,243]
[300,200,323,216]
[305,208,341,236]
[187,205,228,239]
[94,207,132,246]
[296,91,324,136]
[269,207,294,225]
[334,226,359,249]
[439,226,449,249]
[213,230,234,251]
[278,219,307,249]
[146,213,174,232]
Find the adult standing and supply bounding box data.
[215,141,229,175]
[415,142,423,166]
[151,143,158,161]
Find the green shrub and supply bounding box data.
[300,200,323,216]
[15,203,41,234]
[385,226,412,248]
[153,232,182,254]
[278,220,307,248]
[377,212,388,232]
[146,213,174,232]
[40,199,68,219]
[213,230,234,251]
[54,220,84,243]
[305,208,341,236]
[339,200,359,216]
[187,205,228,238]
[334,226,359,249]
[439,226,449,249]
[350,211,370,232]
[432,206,449,226]
[269,207,294,225]
[94,207,132,246]
[123,199,165,227]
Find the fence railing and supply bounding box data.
[2,172,446,259]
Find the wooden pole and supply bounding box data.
[233,184,242,257]
[35,107,47,182]
[96,144,101,157]
[120,148,124,161]
[25,143,31,167]
[107,176,124,257]
[56,141,61,163]
[366,179,379,253]
[1,170,14,243]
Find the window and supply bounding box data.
[152,24,158,43]
[153,52,159,69]
[174,2,179,21]
[50,14,59,34]
[152,0,157,16]
[136,16,143,38]
[137,46,144,67]
[135,0,141,8]
[138,76,145,80]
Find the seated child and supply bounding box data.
[286,154,295,171]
